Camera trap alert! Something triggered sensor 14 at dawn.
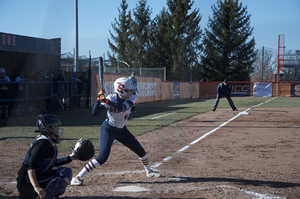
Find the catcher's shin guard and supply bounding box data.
[43,167,72,199]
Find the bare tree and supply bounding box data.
[252,47,277,81]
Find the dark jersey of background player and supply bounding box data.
[212,79,238,111]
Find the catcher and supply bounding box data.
[71,77,161,186]
[17,114,94,199]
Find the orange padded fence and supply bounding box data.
[91,72,300,105]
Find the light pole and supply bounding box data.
[74,0,79,72]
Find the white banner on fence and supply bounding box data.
[253,82,272,97]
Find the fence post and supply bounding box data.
[50,81,53,111]
[69,81,73,109]
[25,81,29,114]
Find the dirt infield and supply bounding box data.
[1,106,300,198]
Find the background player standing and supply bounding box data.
[71,77,161,186]
[129,71,138,113]
[212,79,238,111]
[17,114,74,199]
[0,68,10,118]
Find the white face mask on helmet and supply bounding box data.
[114,77,136,97]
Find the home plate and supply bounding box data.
[113,185,151,192]
[239,111,250,115]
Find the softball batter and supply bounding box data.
[71,77,161,186]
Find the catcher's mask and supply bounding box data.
[35,114,63,143]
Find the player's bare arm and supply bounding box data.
[28,169,46,199]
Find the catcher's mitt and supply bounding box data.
[70,138,95,161]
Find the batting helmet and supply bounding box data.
[114,77,136,97]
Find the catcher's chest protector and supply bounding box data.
[24,135,58,173]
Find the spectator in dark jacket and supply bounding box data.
[77,72,88,107]
[0,68,10,118]
[69,72,81,109]
[212,79,238,112]
[15,71,25,115]
[55,73,67,111]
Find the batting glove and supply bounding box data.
[97,90,109,104]
[97,90,105,101]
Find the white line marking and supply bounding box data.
[0,181,17,185]
[217,185,283,199]
[150,112,177,119]
[152,97,277,169]
[97,170,144,175]
[135,112,177,120]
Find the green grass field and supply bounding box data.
[0,97,299,153]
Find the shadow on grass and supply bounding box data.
[0,98,210,127]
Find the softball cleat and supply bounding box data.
[70,176,84,186]
[146,170,162,178]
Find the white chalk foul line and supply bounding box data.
[217,185,282,199]
[152,97,277,169]
[135,112,177,120]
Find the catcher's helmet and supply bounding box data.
[35,114,63,143]
[114,77,136,97]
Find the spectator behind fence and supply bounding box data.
[27,70,37,114]
[55,73,67,111]
[27,70,35,81]
[15,71,25,115]
[35,70,49,113]
[0,68,11,118]
[77,72,88,107]
[70,72,81,109]
[45,71,58,111]
[48,66,55,78]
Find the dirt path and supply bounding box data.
[1,107,300,198]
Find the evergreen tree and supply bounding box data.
[166,0,202,81]
[201,0,257,81]
[148,7,172,70]
[131,0,152,68]
[108,0,133,66]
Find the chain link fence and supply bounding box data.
[61,53,166,81]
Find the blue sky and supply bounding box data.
[1,0,299,58]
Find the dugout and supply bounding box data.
[0,32,61,79]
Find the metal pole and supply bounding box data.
[88,52,91,108]
[261,46,264,81]
[276,35,280,82]
[190,66,192,82]
[197,81,199,98]
[117,58,120,72]
[74,0,79,72]
[296,50,300,80]
[103,53,106,72]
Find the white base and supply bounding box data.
[113,185,151,192]
[239,112,250,115]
